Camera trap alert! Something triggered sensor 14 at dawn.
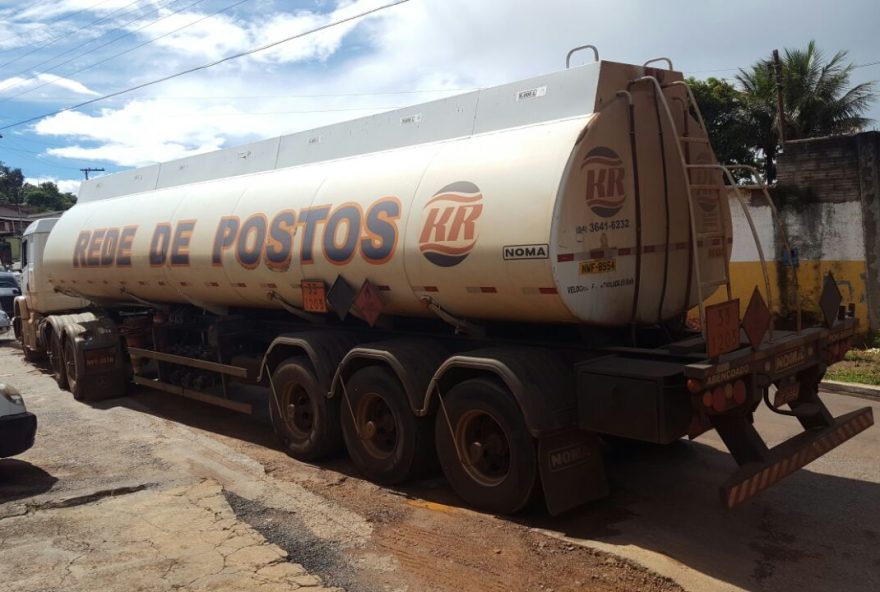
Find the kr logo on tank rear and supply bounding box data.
[419,181,483,267]
[582,147,626,218]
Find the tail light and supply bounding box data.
[699,379,748,413]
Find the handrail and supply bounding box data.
[644,57,674,70]
[629,76,708,334]
[566,44,599,68]
[686,164,776,341]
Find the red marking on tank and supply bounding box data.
[589,248,605,259]
[675,242,688,250]
[103,280,109,285]
[261,283,278,289]
[557,253,575,262]
[179,282,190,287]
[158,281,167,286]
[539,287,558,294]
[480,287,498,293]
[421,286,439,293]
[119,281,127,285]
[233,282,247,288]
[644,245,656,253]
[618,247,632,256]
[138,281,147,286]
[205,282,220,287]
[377,285,391,291]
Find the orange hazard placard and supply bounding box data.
[705,299,740,359]
[301,280,328,313]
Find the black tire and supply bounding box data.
[270,357,343,461]
[435,378,537,514]
[49,330,68,390]
[340,366,434,485]
[64,337,86,401]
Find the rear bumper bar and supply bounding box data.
[721,406,874,508]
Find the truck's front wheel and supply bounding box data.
[270,357,343,461]
[435,378,537,514]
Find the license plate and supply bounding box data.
[579,258,616,274]
[773,381,800,407]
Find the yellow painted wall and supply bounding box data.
[691,259,868,331]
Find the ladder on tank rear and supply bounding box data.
[633,73,801,342]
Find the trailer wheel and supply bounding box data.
[340,366,434,485]
[63,338,85,401]
[49,331,68,390]
[435,378,537,514]
[270,357,343,461]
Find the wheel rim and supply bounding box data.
[354,392,397,460]
[51,339,63,376]
[454,409,511,487]
[281,384,313,439]
[65,342,77,386]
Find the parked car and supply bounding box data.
[0,383,36,458]
[0,270,20,319]
[0,309,10,336]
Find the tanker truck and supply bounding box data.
[14,49,872,514]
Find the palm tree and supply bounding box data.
[737,41,875,181]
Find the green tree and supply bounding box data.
[737,40,876,181]
[687,76,760,178]
[0,161,25,205]
[21,181,77,212]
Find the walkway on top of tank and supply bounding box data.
[78,62,607,204]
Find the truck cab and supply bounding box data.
[15,218,89,358]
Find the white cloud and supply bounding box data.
[16,0,140,21]
[25,176,81,195]
[0,73,100,98]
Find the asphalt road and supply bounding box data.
[1,335,877,592]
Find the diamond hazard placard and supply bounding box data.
[354,280,384,327]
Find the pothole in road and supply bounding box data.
[223,490,368,592]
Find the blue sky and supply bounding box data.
[0,0,877,195]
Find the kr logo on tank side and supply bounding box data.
[419,181,483,267]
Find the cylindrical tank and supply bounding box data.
[44,73,730,326]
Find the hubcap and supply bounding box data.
[355,392,397,459]
[455,410,510,487]
[283,385,313,439]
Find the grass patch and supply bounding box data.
[825,348,880,386]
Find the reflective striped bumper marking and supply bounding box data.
[721,407,874,509]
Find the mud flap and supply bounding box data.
[538,429,608,515]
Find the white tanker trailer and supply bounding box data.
[15,51,871,514]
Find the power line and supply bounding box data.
[0,143,86,171]
[1,0,232,104]
[0,0,122,53]
[0,0,412,133]
[855,60,880,69]
[0,0,186,95]
[0,0,145,72]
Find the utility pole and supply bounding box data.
[80,167,105,180]
[771,49,786,145]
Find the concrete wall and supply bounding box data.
[699,132,879,333]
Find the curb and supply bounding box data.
[821,380,880,401]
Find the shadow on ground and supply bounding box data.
[0,459,58,503]
[58,376,880,592]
